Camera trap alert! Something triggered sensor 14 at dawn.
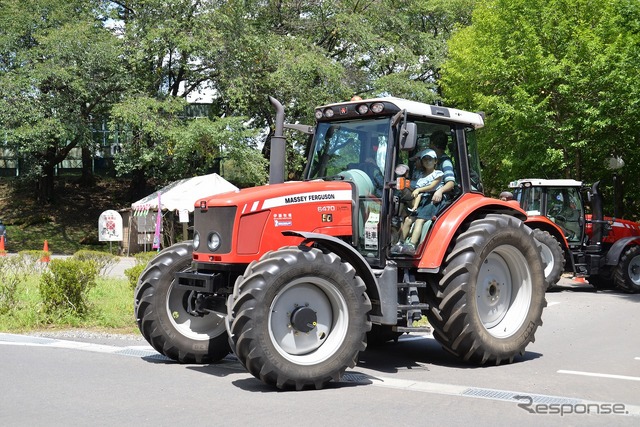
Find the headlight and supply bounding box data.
[207,232,221,251]
[193,231,200,250]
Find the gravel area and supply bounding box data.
[27,329,145,344]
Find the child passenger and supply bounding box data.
[391,149,443,255]
[406,149,443,214]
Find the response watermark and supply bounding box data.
[514,395,628,416]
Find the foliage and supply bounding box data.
[441,0,640,216]
[0,274,135,333]
[124,251,158,289]
[39,258,98,316]
[16,250,51,274]
[0,256,25,314]
[0,0,128,200]
[72,250,118,277]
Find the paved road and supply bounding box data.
[1,276,639,426]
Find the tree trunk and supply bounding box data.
[129,168,148,201]
[78,146,96,187]
[37,163,56,202]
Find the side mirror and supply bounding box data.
[400,122,417,150]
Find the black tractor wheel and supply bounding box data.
[533,229,565,289]
[426,214,547,364]
[614,245,640,293]
[227,246,372,390]
[134,241,230,363]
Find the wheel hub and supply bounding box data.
[290,305,317,333]
[486,279,500,302]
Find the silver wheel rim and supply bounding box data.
[166,282,226,340]
[628,254,640,286]
[538,241,554,279]
[476,245,533,339]
[269,277,349,365]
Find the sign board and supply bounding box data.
[98,210,123,242]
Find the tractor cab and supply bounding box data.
[510,179,586,249]
[306,98,484,265]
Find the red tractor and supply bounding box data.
[135,96,547,390]
[509,178,640,292]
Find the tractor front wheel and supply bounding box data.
[533,229,565,289]
[614,246,640,293]
[427,214,547,364]
[227,247,371,390]
[134,241,230,363]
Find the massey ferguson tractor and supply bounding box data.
[134,96,547,390]
[509,178,640,292]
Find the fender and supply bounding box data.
[283,230,383,316]
[417,193,527,271]
[604,236,640,266]
[523,218,570,250]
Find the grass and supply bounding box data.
[0,273,137,334]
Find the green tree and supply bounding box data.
[109,0,268,194]
[210,0,476,179]
[0,0,127,201]
[441,0,640,216]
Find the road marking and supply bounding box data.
[2,333,639,416]
[547,301,561,307]
[635,357,640,361]
[558,370,640,382]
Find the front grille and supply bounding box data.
[194,206,236,254]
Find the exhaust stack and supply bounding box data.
[268,96,286,184]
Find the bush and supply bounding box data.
[0,256,26,314]
[39,258,98,315]
[72,249,118,277]
[16,250,51,274]
[124,251,159,289]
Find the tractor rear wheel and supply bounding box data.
[426,214,547,364]
[227,247,371,390]
[134,241,230,363]
[614,245,640,293]
[533,229,565,289]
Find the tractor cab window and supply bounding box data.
[307,118,388,197]
[546,187,583,243]
[518,186,543,214]
[465,128,483,193]
[307,117,390,260]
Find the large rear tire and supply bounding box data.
[227,247,372,390]
[533,229,565,289]
[614,246,640,293]
[134,241,230,363]
[426,214,547,364]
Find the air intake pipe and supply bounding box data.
[268,96,286,184]
[590,181,604,244]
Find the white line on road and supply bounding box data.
[558,369,640,382]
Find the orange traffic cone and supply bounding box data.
[574,276,587,284]
[0,235,6,256]
[41,240,50,262]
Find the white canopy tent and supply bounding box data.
[130,173,238,249]
[131,173,238,213]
